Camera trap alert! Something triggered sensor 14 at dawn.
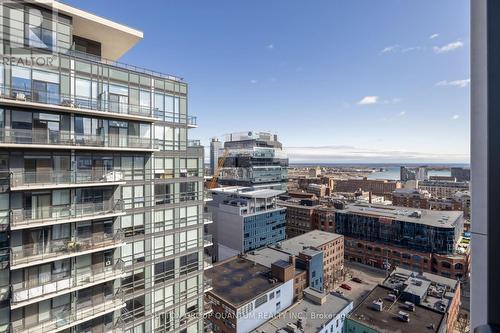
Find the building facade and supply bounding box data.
[335,204,469,278]
[205,256,294,333]
[418,179,469,198]
[0,2,209,333]
[217,132,288,191]
[206,187,286,261]
[332,178,401,197]
[209,138,221,176]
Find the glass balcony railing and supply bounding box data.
[0,128,154,150]
[11,291,124,333]
[204,278,213,292]
[11,231,124,267]
[10,200,124,228]
[204,235,213,247]
[203,212,213,225]
[10,170,125,189]
[11,259,125,307]
[187,140,202,147]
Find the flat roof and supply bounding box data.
[246,247,291,268]
[348,285,445,333]
[205,257,282,307]
[271,230,343,255]
[41,0,143,60]
[338,203,463,228]
[212,187,285,199]
[252,293,352,333]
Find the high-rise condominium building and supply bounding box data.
[0,1,210,333]
[209,138,221,176]
[217,131,288,191]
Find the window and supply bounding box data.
[276,301,281,311]
[255,294,267,308]
[276,290,281,298]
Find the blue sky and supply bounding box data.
[65,0,470,163]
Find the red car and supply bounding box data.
[340,283,352,290]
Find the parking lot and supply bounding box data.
[333,262,388,306]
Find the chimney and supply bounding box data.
[289,255,296,267]
[369,191,372,204]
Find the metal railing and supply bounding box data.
[11,291,124,333]
[10,170,124,188]
[0,128,154,149]
[11,259,124,306]
[187,140,202,147]
[11,231,124,267]
[10,200,123,228]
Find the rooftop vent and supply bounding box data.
[371,298,383,311]
[386,294,397,302]
[398,311,410,322]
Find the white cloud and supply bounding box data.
[358,96,379,105]
[383,97,402,104]
[433,41,463,54]
[284,145,468,163]
[381,45,399,54]
[452,114,460,120]
[267,44,274,50]
[402,46,423,53]
[429,33,439,39]
[398,111,406,116]
[435,79,470,88]
[250,79,258,84]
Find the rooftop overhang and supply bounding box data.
[34,0,143,61]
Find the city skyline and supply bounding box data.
[63,0,470,163]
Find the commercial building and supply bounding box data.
[209,137,222,176]
[206,187,286,261]
[418,179,469,198]
[252,288,353,333]
[332,178,401,197]
[392,188,431,209]
[0,2,208,333]
[270,230,344,292]
[217,131,288,191]
[346,267,460,333]
[335,203,469,278]
[450,167,470,182]
[307,183,328,197]
[205,256,295,333]
[400,166,428,181]
[278,199,323,237]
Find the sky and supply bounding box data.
[64,0,470,164]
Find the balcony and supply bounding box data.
[0,128,155,152]
[10,231,125,269]
[203,278,213,292]
[11,260,125,309]
[204,255,213,270]
[10,170,125,191]
[203,212,213,225]
[204,235,213,247]
[10,200,124,230]
[11,292,125,333]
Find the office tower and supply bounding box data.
[209,138,221,176]
[0,1,209,333]
[400,166,427,182]
[450,167,471,182]
[217,131,288,191]
[206,187,286,261]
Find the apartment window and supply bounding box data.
[255,294,267,308]
[276,301,281,311]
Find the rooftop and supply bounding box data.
[348,285,445,333]
[271,230,343,255]
[338,203,463,228]
[44,0,143,60]
[205,257,282,307]
[252,290,352,333]
[211,186,285,199]
[383,268,459,313]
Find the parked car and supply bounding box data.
[340,283,352,290]
[352,277,363,283]
[334,289,344,296]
